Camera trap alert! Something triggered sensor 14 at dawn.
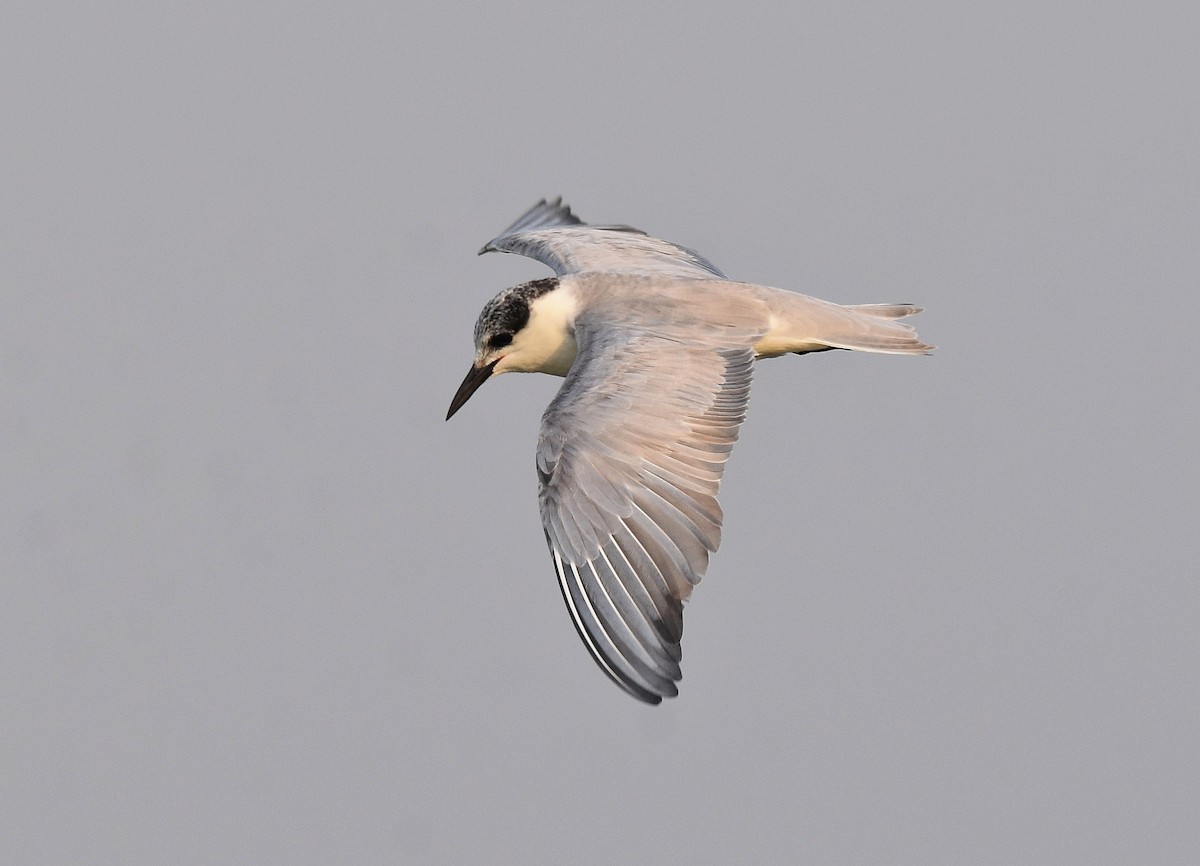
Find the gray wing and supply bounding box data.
[536,313,757,703]
[480,197,727,280]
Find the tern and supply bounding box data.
[447,198,933,704]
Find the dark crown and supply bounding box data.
[474,277,559,344]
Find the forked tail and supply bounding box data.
[750,285,935,357]
[812,302,934,354]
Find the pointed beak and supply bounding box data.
[446,359,500,420]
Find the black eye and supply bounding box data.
[488,333,513,349]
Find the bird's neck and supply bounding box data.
[512,285,579,376]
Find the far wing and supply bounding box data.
[536,310,759,703]
[480,197,727,280]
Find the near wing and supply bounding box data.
[480,197,727,280]
[536,311,757,703]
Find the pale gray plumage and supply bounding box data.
[480,197,727,280]
[449,198,934,704]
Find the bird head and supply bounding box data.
[446,277,575,419]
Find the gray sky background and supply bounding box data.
[4,2,1198,863]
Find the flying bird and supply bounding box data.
[447,198,933,704]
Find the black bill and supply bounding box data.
[446,359,499,420]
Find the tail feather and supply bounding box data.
[751,284,936,357]
[797,306,935,355]
[818,323,935,355]
[844,303,923,320]
[816,300,933,355]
